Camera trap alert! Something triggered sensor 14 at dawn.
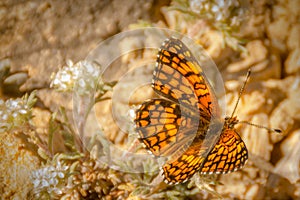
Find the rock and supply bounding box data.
[242,113,273,161]
[287,24,300,51]
[270,91,300,141]
[217,172,247,199]
[0,0,159,92]
[285,48,300,74]
[198,29,224,59]
[0,132,40,199]
[267,17,289,52]
[245,184,260,200]
[273,129,300,184]
[2,72,29,95]
[226,91,268,118]
[3,72,28,85]
[119,37,144,64]
[286,0,300,23]
[0,59,10,75]
[227,40,268,73]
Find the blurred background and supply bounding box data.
[0,0,299,199]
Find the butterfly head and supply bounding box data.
[224,116,239,130]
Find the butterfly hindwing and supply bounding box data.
[162,139,207,184]
[200,129,248,174]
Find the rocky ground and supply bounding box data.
[0,0,299,199]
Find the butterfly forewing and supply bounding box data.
[153,37,220,118]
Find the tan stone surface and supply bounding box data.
[0,0,299,199]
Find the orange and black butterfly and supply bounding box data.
[134,37,248,184]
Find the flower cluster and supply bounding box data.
[30,153,118,199]
[189,0,245,27]
[31,159,69,198]
[50,60,101,95]
[0,92,35,132]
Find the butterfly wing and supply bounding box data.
[162,128,248,184]
[200,129,248,174]
[135,99,198,157]
[135,37,234,184]
[162,140,206,184]
[153,37,220,118]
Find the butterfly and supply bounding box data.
[134,37,248,184]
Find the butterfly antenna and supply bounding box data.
[230,69,251,119]
[239,121,282,133]
[231,69,282,133]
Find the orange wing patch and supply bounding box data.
[200,129,248,174]
[153,37,219,118]
[135,99,198,157]
[162,140,207,184]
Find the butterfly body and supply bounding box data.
[135,37,248,184]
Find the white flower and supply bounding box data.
[188,0,244,27]
[50,60,101,95]
[31,160,70,196]
[0,94,34,131]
